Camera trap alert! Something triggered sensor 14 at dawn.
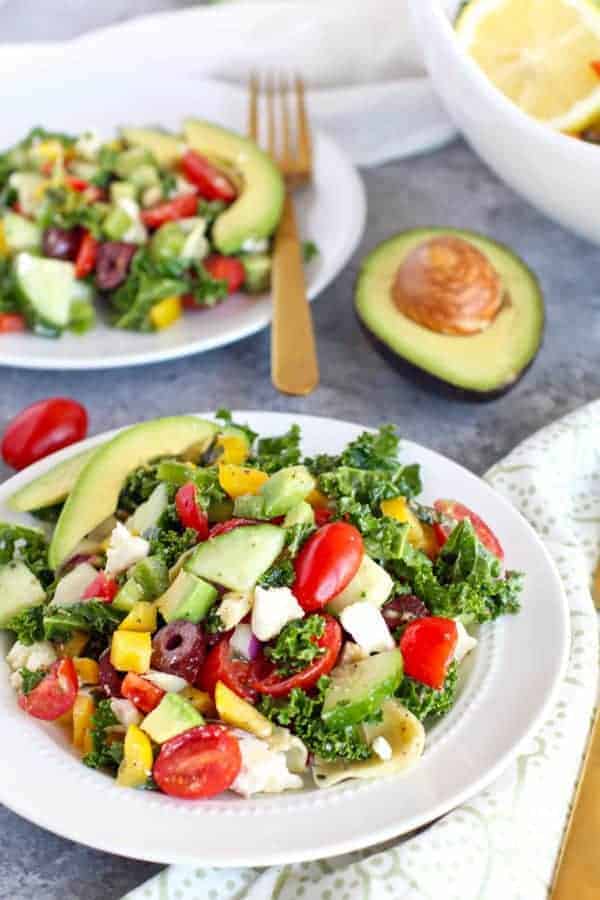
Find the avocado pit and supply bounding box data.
[392,235,504,336]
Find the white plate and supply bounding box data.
[0,412,569,866]
[0,82,365,370]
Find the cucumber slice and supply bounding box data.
[113,578,145,613]
[0,561,46,627]
[15,253,76,328]
[185,524,285,591]
[327,555,393,615]
[321,649,403,730]
[126,483,169,536]
[2,212,41,251]
[130,555,169,600]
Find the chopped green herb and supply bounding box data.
[265,615,326,676]
[19,668,46,694]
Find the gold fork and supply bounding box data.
[249,74,319,396]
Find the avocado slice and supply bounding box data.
[183,119,284,254]
[120,127,185,167]
[9,446,97,513]
[260,465,315,518]
[48,416,217,570]
[355,227,544,397]
[158,570,218,624]
[141,693,203,744]
[0,561,46,627]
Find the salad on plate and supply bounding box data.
[0,412,523,799]
[0,120,287,337]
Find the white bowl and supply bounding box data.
[410,0,600,245]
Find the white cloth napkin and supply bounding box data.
[0,0,455,166]
[124,400,600,900]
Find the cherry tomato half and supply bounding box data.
[198,636,257,702]
[208,518,258,539]
[180,151,236,202]
[252,615,342,697]
[153,724,241,799]
[2,397,88,470]
[141,193,198,229]
[203,255,245,294]
[175,483,209,540]
[314,507,333,527]
[293,522,364,612]
[18,658,78,720]
[121,672,165,713]
[0,313,26,333]
[74,230,99,279]
[434,499,504,560]
[82,571,119,603]
[399,616,458,690]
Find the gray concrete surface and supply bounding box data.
[2,4,600,899]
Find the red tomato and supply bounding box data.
[252,615,342,697]
[203,255,245,293]
[175,482,209,540]
[180,151,236,202]
[18,658,78,720]
[74,231,98,279]
[198,636,257,702]
[434,499,504,560]
[293,522,364,612]
[141,193,198,229]
[208,518,258,539]
[1,397,88,470]
[66,176,90,192]
[121,672,165,713]
[182,294,201,311]
[314,507,333,527]
[591,60,600,78]
[153,724,241,799]
[399,616,458,690]
[0,313,26,333]
[82,571,118,603]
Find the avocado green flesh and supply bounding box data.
[48,416,217,571]
[355,228,544,394]
[9,447,97,512]
[141,693,203,744]
[120,127,185,167]
[158,570,218,624]
[183,119,284,254]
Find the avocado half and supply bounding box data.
[355,227,544,398]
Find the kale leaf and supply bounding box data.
[43,601,124,642]
[214,408,257,446]
[396,661,458,721]
[0,522,53,587]
[257,557,295,588]
[5,605,45,645]
[265,615,325,676]
[83,699,124,771]
[250,424,302,474]
[19,668,46,694]
[305,425,404,476]
[148,523,198,569]
[259,676,372,762]
[302,240,319,263]
[118,463,163,513]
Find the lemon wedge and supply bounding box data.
[456,0,600,132]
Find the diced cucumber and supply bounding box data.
[150,223,186,262]
[113,578,145,613]
[103,206,133,241]
[2,212,41,252]
[327,555,393,615]
[128,165,160,191]
[126,483,169,536]
[0,561,46,628]
[284,501,315,527]
[185,524,285,591]
[233,494,265,519]
[130,555,169,600]
[15,253,76,328]
[110,181,137,204]
[321,649,403,730]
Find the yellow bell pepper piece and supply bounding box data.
[117,724,154,789]
[0,221,8,258]
[307,488,329,508]
[73,657,100,685]
[381,497,427,549]
[149,295,182,330]
[110,631,152,674]
[217,434,249,465]
[215,680,273,739]
[180,686,216,717]
[59,630,89,658]
[34,139,65,163]
[72,693,95,750]
[218,463,268,499]
[118,601,157,633]
[82,726,94,756]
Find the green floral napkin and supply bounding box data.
[125,400,599,900]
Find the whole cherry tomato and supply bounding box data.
[153,724,241,799]
[0,313,26,333]
[198,636,257,702]
[203,255,245,293]
[175,482,209,540]
[2,397,88,470]
[434,499,504,560]
[121,672,165,713]
[180,151,236,202]
[399,616,458,690]
[18,658,78,720]
[141,193,198,229]
[82,571,119,603]
[74,230,99,279]
[252,615,342,697]
[293,522,364,612]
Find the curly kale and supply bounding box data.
[214,408,257,446]
[0,523,53,587]
[43,601,124,642]
[118,463,163,513]
[265,615,326,676]
[250,424,302,474]
[19,668,46,694]
[396,662,458,721]
[5,605,45,645]
[83,699,124,772]
[259,677,372,762]
[149,523,198,569]
[257,557,295,588]
[305,425,404,477]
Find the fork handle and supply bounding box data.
[270,193,319,395]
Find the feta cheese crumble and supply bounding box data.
[230,732,303,797]
[453,620,478,664]
[251,585,304,641]
[339,601,394,654]
[371,736,393,761]
[104,521,149,576]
